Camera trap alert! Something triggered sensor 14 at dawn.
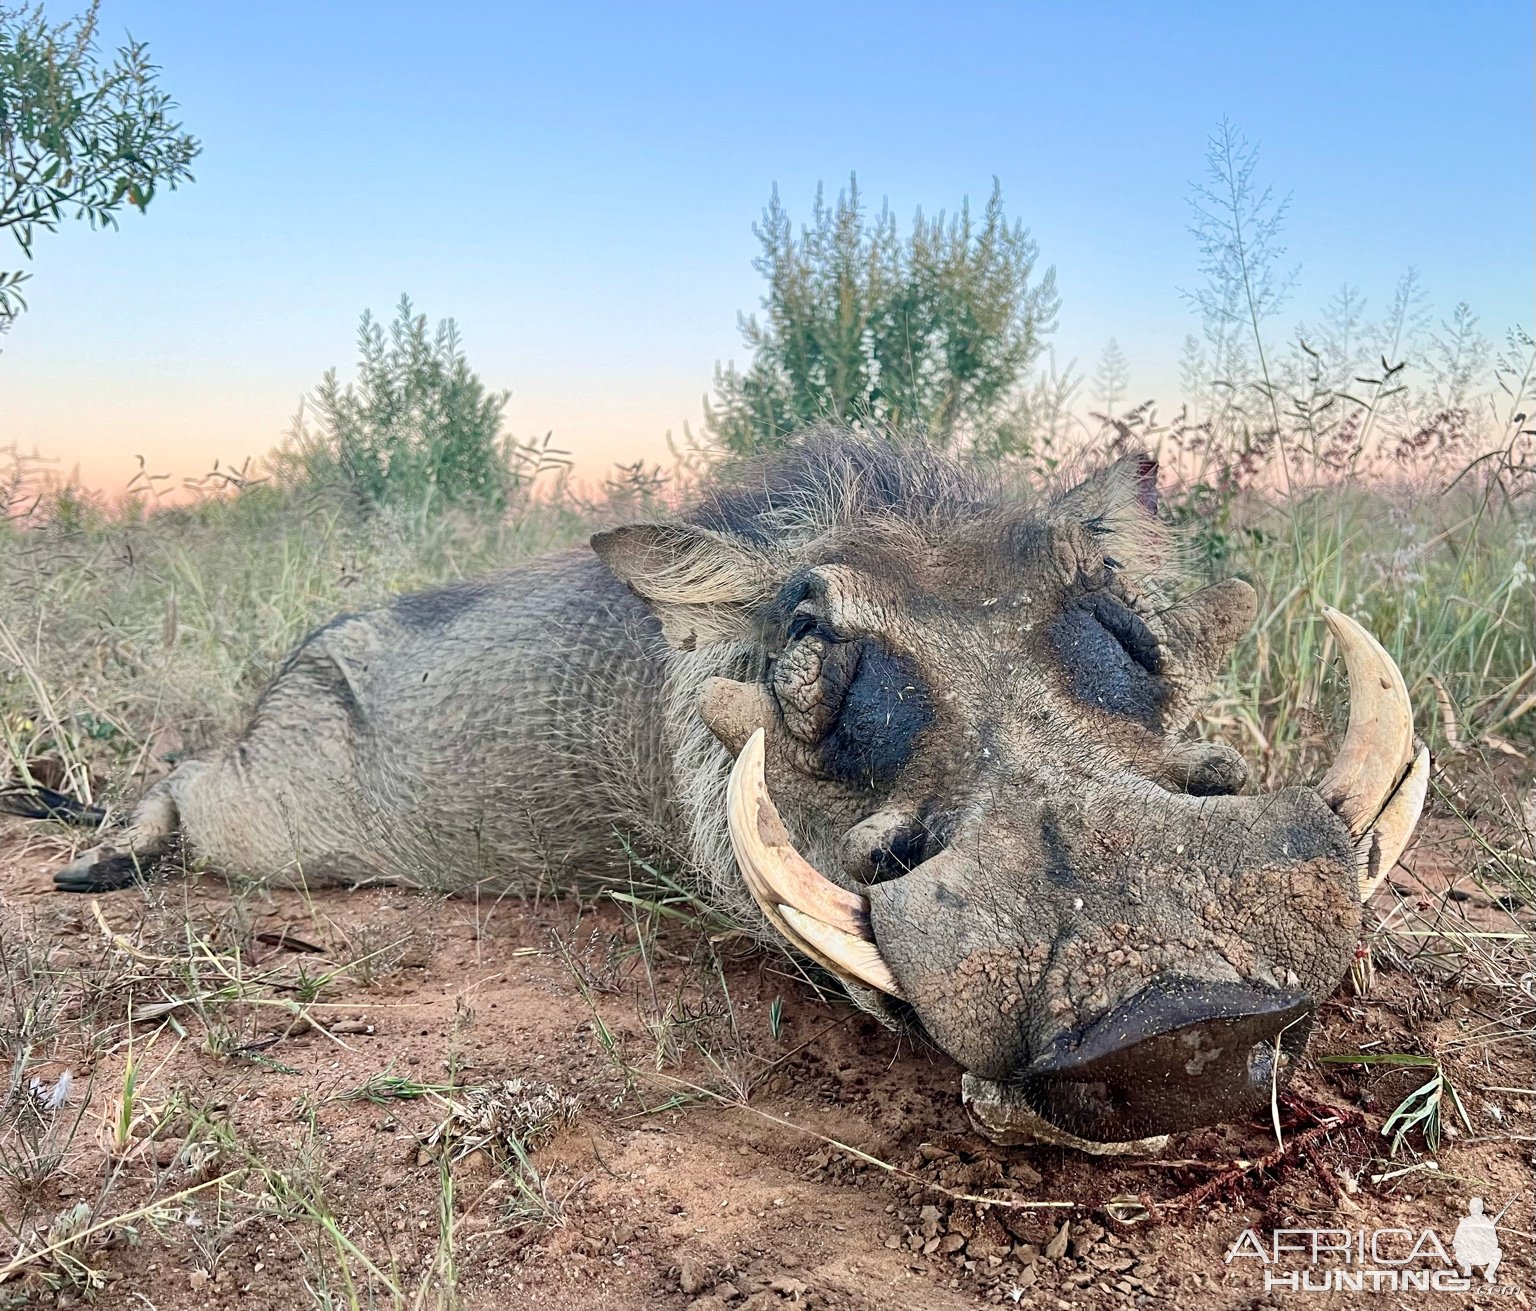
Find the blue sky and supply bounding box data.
[3,0,1531,489]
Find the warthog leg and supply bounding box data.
[52,767,196,892]
[51,622,390,893]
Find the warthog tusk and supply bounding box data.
[1315,608,1428,901]
[1356,741,1430,902]
[779,907,904,997]
[1318,607,1416,834]
[726,728,904,998]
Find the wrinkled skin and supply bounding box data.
[52,430,1383,1147]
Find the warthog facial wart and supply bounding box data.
[50,427,1428,1151]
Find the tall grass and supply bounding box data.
[0,468,601,808]
[2,359,1532,818]
[1217,470,1535,774]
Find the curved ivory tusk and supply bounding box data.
[727,731,870,927]
[726,728,905,999]
[780,906,905,997]
[1357,742,1431,902]
[1318,607,1416,836]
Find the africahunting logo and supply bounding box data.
[1225,1196,1517,1295]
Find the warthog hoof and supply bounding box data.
[53,846,156,893]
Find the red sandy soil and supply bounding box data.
[0,816,1530,1311]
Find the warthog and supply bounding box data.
[51,429,1428,1151]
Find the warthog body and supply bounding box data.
[56,429,1427,1148]
[73,551,696,897]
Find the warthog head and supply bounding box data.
[594,432,1426,1150]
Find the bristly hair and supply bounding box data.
[654,424,1184,945]
[681,423,1011,549]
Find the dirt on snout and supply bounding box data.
[0,817,1531,1311]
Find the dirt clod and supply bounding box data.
[679,1257,711,1294]
[1043,1220,1071,1260]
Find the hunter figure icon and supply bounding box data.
[1452,1198,1501,1282]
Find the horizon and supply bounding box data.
[1,0,1531,494]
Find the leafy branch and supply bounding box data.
[0,0,200,320]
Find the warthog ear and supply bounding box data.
[1050,451,1172,577]
[591,523,784,649]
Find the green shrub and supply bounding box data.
[705,176,1059,456]
[286,296,562,513]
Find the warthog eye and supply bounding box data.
[787,609,839,644]
[773,625,935,788]
[1049,589,1170,728]
[1087,592,1164,676]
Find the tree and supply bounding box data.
[705,176,1059,454]
[0,1,199,321]
[290,296,543,512]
